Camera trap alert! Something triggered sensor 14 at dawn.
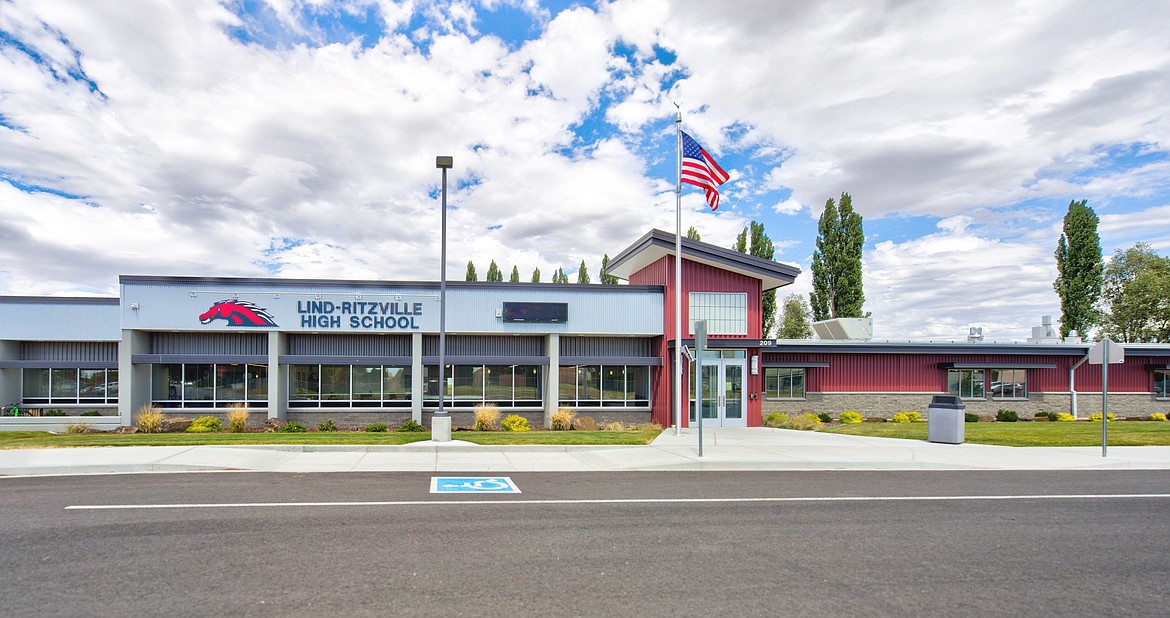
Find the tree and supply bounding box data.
[777,294,814,339]
[486,260,503,282]
[556,268,569,283]
[810,192,865,321]
[686,226,701,241]
[465,261,478,281]
[1098,243,1170,342]
[734,221,778,336]
[509,265,520,283]
[599,254,618,284]
[1053,199,1103,338]
[576,260,591,284]
[531,267,541,283]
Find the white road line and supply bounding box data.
[66,493,1170,510]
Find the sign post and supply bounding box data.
[1088,337,1124,457]
[694,320,707,458]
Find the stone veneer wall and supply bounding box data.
[764,393,1170,420]
[156,408,652,430]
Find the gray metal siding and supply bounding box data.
[423,335,545,356]
[288,334,411,356]
[442,288,662,334]
[560,337,656,357]
[20,341,118,362]
[149,333,268,355]
[0,299,120,341]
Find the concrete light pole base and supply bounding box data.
[432,415,452,442]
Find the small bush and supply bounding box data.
[964,412,980,423]
[80,410,103,417]
[817,412,833,424]
[42,410,67,417]
[891,411,922,423]
[1055,413,1076,422]
[136,406,165,433]
[474,404,501,431]
[186,416,222,433]
[995,409,1019,422]
[226,405,249,433]
[280,421,309,433]
[601,421,625,431]
[1150,413,1168,422]
[317,418,337,432]
[572,416,597,431]
[398,419,427,433]
[501,414,531,431]
[840,411,864,424]
[363,423,387,433]
[790,413,822,431]
[1089,413,1115,422]
[763,412,789,428]
[630,422,663,431]
[66,423,92,434]
[551,408,576,431]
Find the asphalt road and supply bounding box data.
[2,470,1168,617]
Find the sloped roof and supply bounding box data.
[607,229,800,291]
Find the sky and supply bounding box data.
[2,0,1169,342]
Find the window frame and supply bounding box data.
[947,368,986,400]
[763,367,805,400]
[989,368,1028,400]
[21,367,119,405]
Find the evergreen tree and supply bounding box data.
[531,267,541,283]
[600,254,618,284]
[733,221,778,336]
[810,192,865,321]
[509,265,520,283]
[1098,243,1170,342]
[777,294,814,339]
[1053,199,1103,338]
[465,261,478,282]
[686,226,701,241]
[577,260,591,284]
[557,268,569,283]
[486,260,503,282]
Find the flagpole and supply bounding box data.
[674,108,683,436]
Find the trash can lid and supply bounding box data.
[929,394,965,409]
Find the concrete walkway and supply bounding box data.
[2,428,1169,476]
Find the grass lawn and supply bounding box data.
[0,429,662,449]
[822,420,1170,447]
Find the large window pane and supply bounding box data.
[514,366,541,403]
[107,369,119,401]
[484,366,512,402]
[453,365,482,404]
[153,364,183,401]
[79,369,106,403]
[601,366,625,404]
[764,368,805,399]
[320,365,350,401]
[216,364,246,402]
[51,368,78,400]
[291,365,320,401]
[22,368,49,402]
[689,292,747,335]
[577,365,600,405]
[184,365,214,401]
[558,366,576,403]
[627,366,650,405]
[247,365,267,401]
[383,366,411,400]
[1157,371,1169,399]
[352,365,382,400]
[990,369,1027,399]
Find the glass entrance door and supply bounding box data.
[688,351,747,427]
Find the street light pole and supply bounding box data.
[434,155,453,442]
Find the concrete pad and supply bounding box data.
[350,451,438,471]
[270,451,369,472]
[157,447,299,471]
[435,450,515,471]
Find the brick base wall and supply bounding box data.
[764,393,1170,420]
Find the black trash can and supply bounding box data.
[927,394,965,444]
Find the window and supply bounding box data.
[22,368,118,405]
[764,368,805,399]
[1156,370,1169,399]
[989,369,1027,399]
[948,369,985,399]
[153,363,266,408]
[424,365,543,407]
[559,365,651,407]
[689,292,747,335]
[290,364,411,408]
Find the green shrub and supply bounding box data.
[763,412,789,428]
[550,408,575,431]
[398,419,427,433]
[816,412,833,424]
[226,405,249,433]
[363,423,387,433]
[80,410,103,417]
[891,411,922,423]
[280,421,309,433]
[995,409,1019,422]
[186,416,222,433]
[42,410,67,417]
[1055,413,1076,422]
[791,413,822,431]
[1089,413,1115,422]
[474,404,501,431]
[501,414,530,432]
[1151,413,1168,422]
[964,412,980,423]
[136,405,165,433]
[317,419,337,432]
[839,411,863,424]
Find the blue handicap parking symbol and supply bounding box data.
[430,477,521,494]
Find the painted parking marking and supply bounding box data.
[65,493,1170,510]
[429,476,521,494]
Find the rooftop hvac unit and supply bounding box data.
[812,317,873,341]
[968,327,984,342]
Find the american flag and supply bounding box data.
[680,131,731,210]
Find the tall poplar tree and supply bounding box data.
[531,267,541,283]
[486,260,503,282]
[734,221,778,336]
[686,226,701,241]
[599,254,618,284]
[810,192,865,321]
[509,265,520,283]
[1053,199,1103,338]
[465,261,478,281]
[577,260,591,284]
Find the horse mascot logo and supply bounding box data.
[198,299,278,327]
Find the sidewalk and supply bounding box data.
[2,428,1170,476]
